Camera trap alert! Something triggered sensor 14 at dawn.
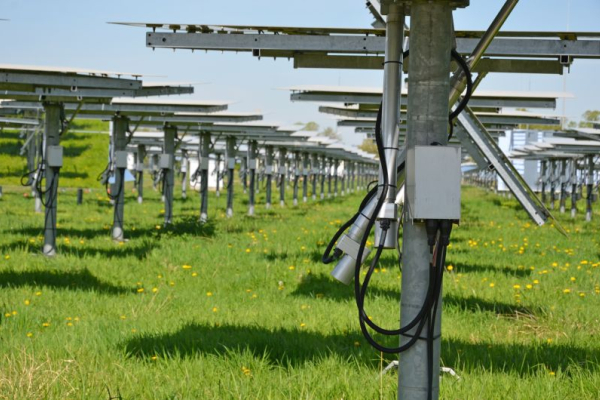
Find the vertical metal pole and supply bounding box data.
[400,2,452,399]
[181,151,188,200]
[586,155,594,222]
[163,125,176,226]
[200,132,210,223]
[215,153,221,198]
[226,136,236,217]
[570,158,578,218]
[77,188,83,205]
[151,154,159,191]
[137,145,146,204]
[550,160,556,210]
[320,155,326,200]
[111,115,128,242]
[42,103,61,256]
[241,157,248,194]
[334,159,340,197]
[247,140,257,216]
[341,161,346,196]
[265,145,274,209]
[311,153,319,200]
[279,147,287,207]
[293,151,300,206]
[327,157,333,198]
[559,159,567,213]
[540,160,547,204]
[302,152,310,202]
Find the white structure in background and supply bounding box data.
[189,158,223,190]
[498,129,546,192]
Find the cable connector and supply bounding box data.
[425,219,439,253]
[439,219,453,247]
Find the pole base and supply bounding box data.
[216,191,220,198]
[586,211,592,222]
[293,199,298,206]
[280,200,285,207]
[303,197,307,203]
[226,208,233,218]
[112,227,124,242]
[266,203,272,210]
[42,244,56,257]
[571,208,576,218]
[248,205,255,216]
[138,197,143,204]
[200,213,208,223]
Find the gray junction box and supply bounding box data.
[406,146,461,221]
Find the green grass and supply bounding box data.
[0,120,109,188]
[1,182,600,399]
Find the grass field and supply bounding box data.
[1,181,600,399]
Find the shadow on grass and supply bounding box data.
[123,322,600,375]
[0,268,134,294]
[123,322,368,367]
[443,337,600,375]
[290,273,543,316]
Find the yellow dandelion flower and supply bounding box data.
[151,356,158,361]
[526,284,533,289]
[206,292,213,297]
[155,225,161,230]
[66,322,73,327]
[137,288,144,293]
[191,272,198,277]
[570,277,576,282]
[4,313,10,318]
[24,300,30,305]
[120,315,127,320]
[533,280,539,284]
[288,266,295,270]
[245,248,251,253]
[300,323,306,328]
[35,291,42,296]
[26,332,33,338]
[489,283,495,288]
[447,265,454,271]
[563,289,571,294]
[182,265,192,270]
[152,287,158,293]
[549,371,555,376]
[513,284,521,289]
[42,322,50,327]
[212,307,218,313]
[252,294,258,299]
[579,292,586,298]
[354,341,361,347]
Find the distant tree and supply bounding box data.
[318,127,341,140]
[358,138,378,157]
[579,110,600,128]
[568,120,577,128]
[302,121,320,131]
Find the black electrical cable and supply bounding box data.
[448,49,474,141]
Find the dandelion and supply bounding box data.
[489,283,495,288]
[151,356,158,361]
[251,294,258,299]
[526,284,533,290]
[549,371,555,376]
[120,315,127,320]
[300,323,306,328]
[533,280,539,284]
[42,322,50,327]
[155,225,161,230]
[570,277,576,282]
[288,266,295,270]
[152,287,158,293]
[212,307,218,313]
[241,366,252,376]
[66,322,73,327]
[4,313,10,318]
[563,289,571,294]
[35,291,42,296]
[4,255,10,260]
[447,265,454,271]
[206,292,213,297]
[513,284,521,289]
[245,248,251,253]
[354,341,361,347]
[24,300,30,305]
[26,332,33,338]
[137,288,144,293]
[169,281,175,286]
[182,265,192,270]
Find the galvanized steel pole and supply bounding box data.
[111,115,128,242]
[42,103,62,256]
[199,132,211,223]
[163,125,176,226]
[400,2,453,399]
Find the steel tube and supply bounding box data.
[42,103,61,256]
[399,2,453,399]
[265,145,274,209]
[200,132,210,222]
[111,115,128,242]
[226,137,236,217]
[163,125,176,226]
[279,147,287,207]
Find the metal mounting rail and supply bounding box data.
[457,106,565,233]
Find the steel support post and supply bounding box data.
[215,153,221,198]
[151,154,159,191]
[320,155,327,199]
[163,125,176,226]
[302,152,310,202]
[333,159,340,197]
[247,140,258,216]
[540,160,547,204]
[265,145,274,209]
[327,157,333,198]
[550,160,557,210]
[137,145,146,204]
[400,2,453,399]
[586,155,594,222]
[292,151,300,206]
[279,147,287,207]
[42,103,62,256]
[111,115,128,242]
[559,159,567,213]
[77,188,83,205]
[200,132,211,223]
[31,126,43,213]
[241,157,248,194]
[311,153,319,200]
[181,151,188,200]
[226,136,236,217]
[350,162,356,193]
[570,159,578,218]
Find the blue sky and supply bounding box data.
[2,0,599,146]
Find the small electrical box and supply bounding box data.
[406,146,461,221]
[279,166,286,175]
[227,158,235,169]
[200,158,209,170]
[159,154,173,170]
[248,159,257,170]
[46,146,63,168]
[136,163,144,172]
[114,151,129,169]
[265,165,273,175]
